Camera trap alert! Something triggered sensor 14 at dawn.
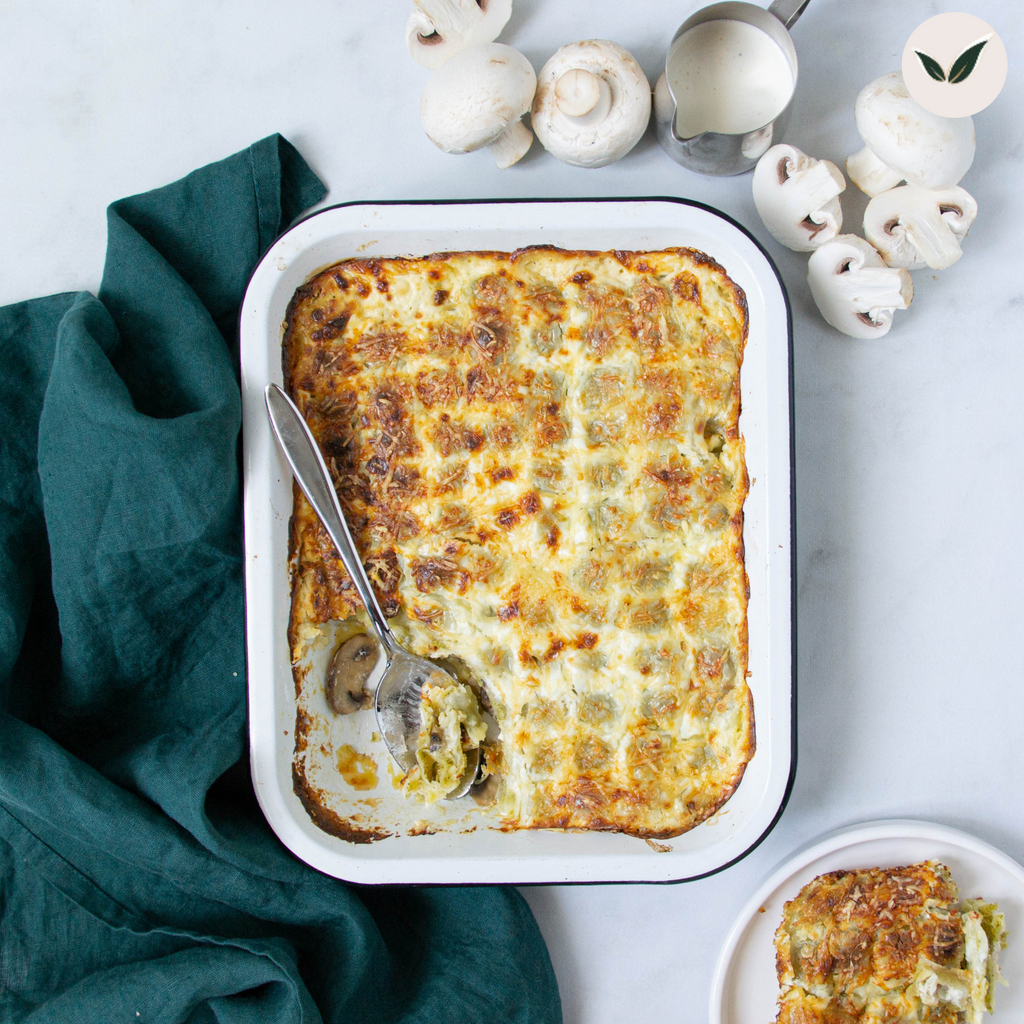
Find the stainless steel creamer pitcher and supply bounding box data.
[654,0,811,175]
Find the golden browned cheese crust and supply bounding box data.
[283,246,752,837]
[774,862,966,1023]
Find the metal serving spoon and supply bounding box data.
[265,384,480,799]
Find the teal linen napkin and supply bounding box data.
[0,135,561,1024]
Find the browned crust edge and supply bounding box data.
[285,483,306,702]
[292,760,393,845]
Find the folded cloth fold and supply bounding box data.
[0,134,561,1024]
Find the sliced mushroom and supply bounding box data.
[470,771,501,806]
[752,144,846,252]
[530,40,651,168]
[847,72,975,196]
[863,184,978,270]
[807,234,914,339]
[420,42,536,168]
[406,0,513,70]
[326,634,379,714]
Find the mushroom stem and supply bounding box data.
[839,266,913,319]
[905,218,963,270]
[554,69,612,126]
[847,146,904,197]
[487,118,533,168]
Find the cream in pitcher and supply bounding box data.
[670,18,795,138]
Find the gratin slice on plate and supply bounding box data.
[774,861,1006,1023]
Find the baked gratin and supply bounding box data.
[283,246,752,839]
[774,862,1007,1023]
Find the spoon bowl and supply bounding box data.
[375,648,481,798]
[265,383,481,800]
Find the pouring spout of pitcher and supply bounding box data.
[675,127,708,145]
[767,0,811,30]
[654,72,705,144]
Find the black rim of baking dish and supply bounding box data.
[239,195,797,887]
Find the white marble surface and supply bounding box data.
[3,0,1022,1020]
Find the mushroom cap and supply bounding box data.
[531,40,651,168]
[863,183,978,270]
[421,43,536,154]
[406,0,513,70]
[752,144,846,252]
[807,234,913,339]
[854,71,975,190]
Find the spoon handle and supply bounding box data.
[265,384,399,656]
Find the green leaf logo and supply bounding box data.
[915,50,946,81]
[914,33,993,85]
[949,36,991,83]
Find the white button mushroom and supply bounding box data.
[752,144,846,252]
[863,184,978,270]
[420,42,536,168]
[847,72,976,196]
[807,235,913,339]
[530,40,651,168]
[406,0,513,70]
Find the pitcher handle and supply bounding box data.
[768,0,810,30]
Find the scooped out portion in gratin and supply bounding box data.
[282,245,752,841]
[405,672,488,804]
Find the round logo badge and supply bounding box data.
[902,13,1007,117]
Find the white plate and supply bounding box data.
[711,819,1024,1023]
[239,198,794,884]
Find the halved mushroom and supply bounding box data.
[863,184,978,270]
[807,235,914,339]
[752,144,846,251]
[406,0,513,70]
[531,40,651,168]
[847,72,975,197]
[326,634,379,714]
[420,42,536,168]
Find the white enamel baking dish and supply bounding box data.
[240,198,794,885]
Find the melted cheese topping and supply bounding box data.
[284,247,752,837]
[774,862,1004,1023]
